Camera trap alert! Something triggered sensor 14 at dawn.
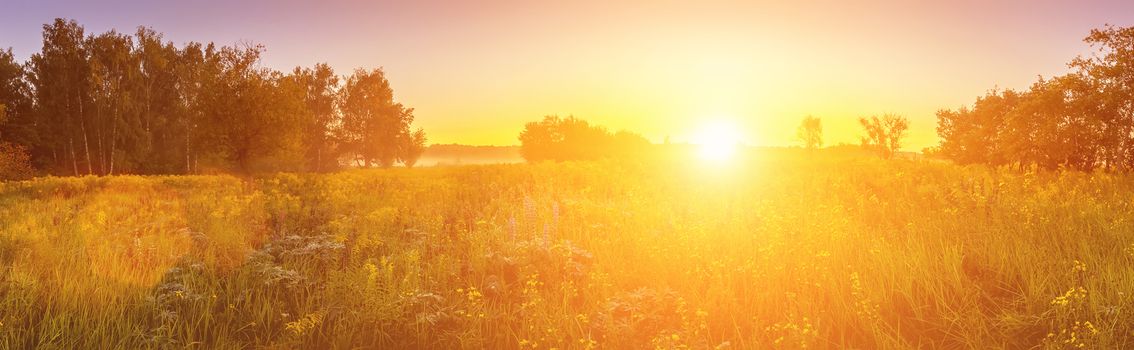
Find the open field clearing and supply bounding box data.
[2,155,1132,349]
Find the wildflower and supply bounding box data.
[284,311,326,336]
[1051,287,1088,307]
[575,314,588,323]
[1083,321,1100,335]
[1072,260,1087,273]
[364,262,379,282]
[579,338,597,347]
[466,287,483,302]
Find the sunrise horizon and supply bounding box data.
[5,0,1133,149]
[7,2,1134,348]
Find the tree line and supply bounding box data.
[797,113,909,160]
[518,115,651,162]
[0,18,425,179]
[517,113,913,163]
[932,25,1134,171]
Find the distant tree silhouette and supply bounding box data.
[339,68,415,168]
[400,128,427,168]
[796,115,823,150]
[290,63,341,172]
[519,115,649,162]
[859,114,908,159]
[611,130,651,157]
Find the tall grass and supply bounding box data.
[1,155,1132,348]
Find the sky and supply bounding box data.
[2,0,1133,149]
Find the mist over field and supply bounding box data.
[4,1,1134,349]
[417,145,523,166]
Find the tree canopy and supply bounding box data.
[859,114,908,159]
[518,115,650,162]
[797,115,823,150]
[0,18,426,177]
[935,25,1134,171]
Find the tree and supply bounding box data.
[796,115,822,150]
[339,68,414,168]
[0,103,6,139]
[400,128,427,168]
[0,62,32,180]
[290,63,341,172]
[611,130,651,158]
[0,48,34,150]
[518,115,649,162]
[201,45,305,173]
[1071,25,1134,169]
[935,89,1022,166]
[86,30,139,175]
[174,41,216,174]
[859,114,908,159]
[3,18,428,176]
[934,25,1134,171]
[29,19,91,175]
[519,115,600,162]
[132,27,192,174]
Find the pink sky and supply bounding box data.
[2,0,1133,148]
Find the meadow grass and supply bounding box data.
[1,153,1132,349]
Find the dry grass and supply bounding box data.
[1,152,1132,349]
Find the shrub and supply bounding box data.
[0,142,34,181]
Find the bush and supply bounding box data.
[0,142,34,181]
[518,115,651,162]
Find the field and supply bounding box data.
[1,152,1132,349]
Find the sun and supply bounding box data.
[692,121,741,162]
